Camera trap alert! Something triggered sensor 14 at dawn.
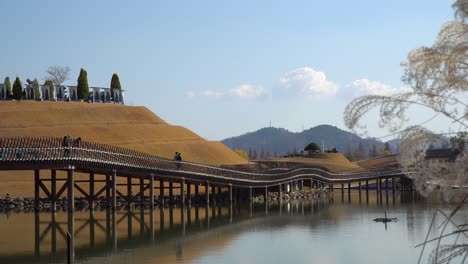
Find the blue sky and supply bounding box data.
[0,0,455,140]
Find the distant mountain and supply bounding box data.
[222,125,396,156]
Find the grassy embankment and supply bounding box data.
[0,101,247,196]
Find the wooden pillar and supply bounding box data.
[34,170,40,211]
[127,176,132,207]
[229,184,233,203]
[181,178,185,207]
[347,182,351,202]
[358,181,362,202]
[169,181,173,205]
[205,182,210,206]
[89,172,94,210]
[159,179,164,207]
[310,179,313,190]
[111,170,117,211]
[217,186,222,202]
[211,185,216,205]
[186,182,191,207]
[67,167,74,212]
[139,178,144,205]
[51,170,57,212]
[195,184,199,200]
[392,177,396,193]
[265,186,268,203]
[149,174,154,211]
[385,178,389,193]
[105,174,110,205]
[249,187,253,201]
[278,184,282,198]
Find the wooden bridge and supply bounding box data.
[0,137,413,212]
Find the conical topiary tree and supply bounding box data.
[44,80,54,100]
[33,79,40,101]
[12,77,23,100]
[110,73,121,101]
[4,77,12,98]
[76,68,89,100]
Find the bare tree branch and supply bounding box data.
[45,66,71,86]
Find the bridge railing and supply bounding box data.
[0,137,402,184]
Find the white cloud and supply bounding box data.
[185,84,266,100]
[228,84,266,99]
[345,79,400,97]
[202,90,224,98]
[184,91,196,98]
[275,67,338,99]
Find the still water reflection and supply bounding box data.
[0,191,466,264]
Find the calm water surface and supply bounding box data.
[0,191,466,264]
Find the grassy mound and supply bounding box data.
[0,101,247,196]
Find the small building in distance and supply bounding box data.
[0,83,124,104]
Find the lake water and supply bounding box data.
[0,191,466,264]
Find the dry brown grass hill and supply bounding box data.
[0,101,247,196]
[264,153,363,172]
[0,101,247,164]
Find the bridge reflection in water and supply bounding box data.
[0,190,423,264]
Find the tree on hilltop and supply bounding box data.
[77,68,89,100]
[110,73,121,100]
[43,80,54,100]
[12,77,23,100]
[4,77,11,98]
[32,79,40,101]
[304,142,320,152]
[45,66,71,86]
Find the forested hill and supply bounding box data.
[221,125,395,157]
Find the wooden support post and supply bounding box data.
[392,177,396,193]
[229,184,233,203]
[106,174,111,205]
[195,184,199,202]
[51,170,57,212]
[347,182,351,202]
[300,180,304,191]
[112,170,117,211]
[211,185,216,205]
[160,179,164,207]
[67,167,74,212]
[310,179,313,191]
[378,178,383,203]
[278,184,282,198]
[358,181,362,202]
[187,182,191,207]
[205,182,210,206]
[149,174,154,211]
[265,186,268,202]
[217,186,222,202]
[181,178,185,207]
[127,176,132,207]
[139,178,144,205]
[249,187,253,201]
[89,172,94,210]
[169,181,173,205]
[34,170,40,211]
[385,178,389,193]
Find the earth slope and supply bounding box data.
[0,101,247,196]
[0,101,246,165]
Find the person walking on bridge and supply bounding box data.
[62,135,70,157]
[176,152,182,170]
